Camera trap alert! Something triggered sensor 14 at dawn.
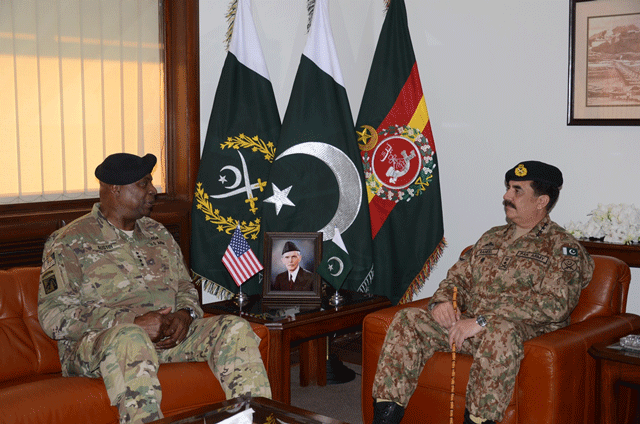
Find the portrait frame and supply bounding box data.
[568,0,640,125]
[262,232,322,308]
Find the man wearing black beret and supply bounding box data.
[38,153,271,424]
[271,240,315,291]
[372,161,594,424]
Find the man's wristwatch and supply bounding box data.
[182,307,197,320]
[476,315,487,327]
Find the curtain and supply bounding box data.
[0,0,165,204]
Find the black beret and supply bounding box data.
[95,153,157,185]
[282,241,301,255]
[505,160,563,189]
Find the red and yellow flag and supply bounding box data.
[355,0,445,304]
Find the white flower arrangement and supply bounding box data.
[565,203,640,244]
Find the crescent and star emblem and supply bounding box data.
[357,125,378,152]
[263,141,362,241]
[327,256,344,276]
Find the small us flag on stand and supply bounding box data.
[222,225,263,287]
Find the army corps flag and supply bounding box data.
[191,0,280,299]
[355,0,445,304]
[261,0,373,293]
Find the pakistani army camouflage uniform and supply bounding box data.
[372,215,594,422]
[38,204,271,424]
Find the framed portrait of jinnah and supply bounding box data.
[262,232,322,308]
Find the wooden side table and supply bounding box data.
[580,240,640,268]
[202,289,391,404]
[589,338,640,424]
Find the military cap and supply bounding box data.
[505,160,563,189]
[282,241,301,255]
[95,153,157,185]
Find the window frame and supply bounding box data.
[0,0,201,265]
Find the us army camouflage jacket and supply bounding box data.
[38,203,203,361]
[429,215,594,334]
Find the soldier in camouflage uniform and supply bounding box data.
[372,161,594,424]
[38,153,271,424]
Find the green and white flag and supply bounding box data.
[318,227,353,290]
[191,0,280,299]
[261,0,373,293]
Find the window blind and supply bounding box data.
[0,0,165,204]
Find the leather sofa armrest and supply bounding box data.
[249,322,270,372]
[364,298,432,332]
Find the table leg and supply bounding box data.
[267,330,291,404]
[299,337,327,386]
[600,359,619,423]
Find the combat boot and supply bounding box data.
[372,400,404,424]
[463,408,496,424]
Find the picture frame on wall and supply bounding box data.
[568,0,640,125]
[262,232,322,308]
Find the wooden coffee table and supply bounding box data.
[151,396,347,423]
[202,289,391,404]
[589,336,640,424]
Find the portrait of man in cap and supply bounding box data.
[271,240,316,291]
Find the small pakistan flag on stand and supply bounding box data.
[318,228,353,290]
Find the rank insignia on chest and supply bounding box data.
[562,246,578,257]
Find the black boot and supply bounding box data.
[372,400,404,424]
[463,408,496,424]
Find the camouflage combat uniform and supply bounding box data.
[372,215,594,422]
[38,204,271,424]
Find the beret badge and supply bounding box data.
[515,164,528,177]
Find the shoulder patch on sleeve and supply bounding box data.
[41,270,58,294]
[562,246,579,257]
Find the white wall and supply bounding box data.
[199,0,640,313]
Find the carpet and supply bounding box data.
[290,363,362,424]
[290,331,363,423]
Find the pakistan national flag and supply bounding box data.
[355,0,445,305]
[191,0,280,299]
[318,228,353,290]
[261,0,373,293]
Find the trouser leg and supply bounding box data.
[372,307,450,407]
[68,323,163,424]
[158,315,271,399]
[465,319,535,422]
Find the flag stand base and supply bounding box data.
[326,353,356,384]
[329,291,344,306]
[234,291,249,308]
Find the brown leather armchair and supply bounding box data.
[0,266,270,424]
[361,254,640,424]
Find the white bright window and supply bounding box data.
[0,0,165,204]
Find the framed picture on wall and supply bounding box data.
[568,0,640,125]
[262,232,322,308]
